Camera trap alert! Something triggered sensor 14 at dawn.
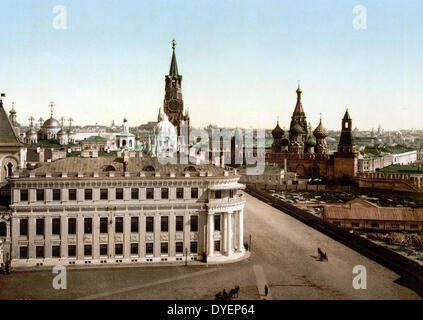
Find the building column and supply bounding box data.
[207,212,214,257]
[154,213,160,258]
[222,213,228,254]
[237,209,244,252]
[77,215,84,260]
[28,217,36,259]
[93,214,99,260]
[139,213,145,258]
[60,215,68,258]
[11,216,20,260]
[123,214,130,259]
[169,212,175,257]
[45,217,52,258]
[227,211,233,255]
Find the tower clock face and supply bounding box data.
[168,99,180,112]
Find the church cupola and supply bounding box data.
[313,115,329,154]
[338,108,355,152]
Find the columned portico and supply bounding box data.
[207,212,214,257]
[226,211,233,255]
[238,209,244,252]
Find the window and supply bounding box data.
[131,243,139,255]
[176,242,184,254]
[84,189,92,200]
[20,189,28,201]
[100,188,108,200]
[53,189,61,201]
[36,246,44,258]
[36,189,45,201]
[146,188,154,200]
[20,219,28,236]
[190,241,198,254]
[115,244,123,256]
[191,188,198,199]
[68,218,76,234]
[332,221,340,226]
[100,217,108,233]
[146,217,154,232]
[131,217,139,233]
[84,218,92,234]
[215,190,222,199]
[36,218,44,235]
[0,222,6,237]
[19,246,28,259]
[371,223,379,228]
[52,218,61,235]
[391,223,400,228]
[351,222,360,227]
[229,190,234,198]
[214,215,221,231]
[176,216,184,232]
[100,244,108,256]
[161,242,168,254]
[214,240,221,252]
[131,188,139,200]
[115,217,123,233]
[68,245,76,257]
[410,224,418,229]
[146,243,154,255]
[190,216,198,232]
[161,188,169,199]
[161,216,168,232]
[52,245,60,257]
[84,245,92,256]
[116,188,123,200]
[68,189,77,201]
[176,188,184,199]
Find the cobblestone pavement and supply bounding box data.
[0,194,420,300]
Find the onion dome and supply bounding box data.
[306,135,316,147]
[271,121,284,139]
[290,123,304,135]
[313,119,328,138]
[26,126,37,135]
[57,128,67,136]
[43,117,60,129]
[10,107,16,114]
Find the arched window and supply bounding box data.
[122,140,127,146]
[143,165,155,172]
[7,162,13,177]
[184,166,196,172]
[0,221,6,237]
[104,165,116,172]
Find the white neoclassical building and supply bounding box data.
[7,155,246,267]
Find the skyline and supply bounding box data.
[0,0,422,130]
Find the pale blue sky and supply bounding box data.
[0,0,422,130]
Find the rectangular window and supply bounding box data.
[68,218,76,234]
[52,245,60,258]
[53,189,61,201]
[146,242,154,255]
[20,189,28,201]
[131,243,139,255]
[84,189,92,200]
[410,224,418,229]
[68,245,76,257]
[191,188,198,199]
[36,246,44,258]
[215,190,222,199]
[36,218,44,235]
[176,216,184,232]
[161,216,168,232]
[176,188,184,199]
[214,215,221,231]
[100,217,108,233]
[190,241,198,254]
[351,222,360,228]
[20,246,28,259]
[229,190,234,198]
[175,241,184,253]
[36,189,45,201]
[100,188,108,200]
[100,244,108,256]
[391,224,400,228]
[115,217,123,233]
[68,189,77,201]
[333,221,340,226]
[131,188,139,200]
[20,219,28,236]
[115,244,123,256]
[161,188,169,199]
[146,217,154,232]
[131,217,139,233]
[371,223,379,228]
[84,218,92,234]
[214,240,221,252]
[146,188,154,200]
[116,188,124,200]
[52,218,61,235]
[190,216,198,232]
[84,245,92,256]
[160,242,168,254]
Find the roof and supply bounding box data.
[0,100,24,147]
[343,109,351,120]
[323,206,423,222]
[338,131,354,146]
[85,135,107,141]
[15,156,238,179]
[169,49,180,77]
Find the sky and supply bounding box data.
[0,0,422,131]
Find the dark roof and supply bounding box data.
[169,49,180,77]
[324,206,423,222]
[343,109,351,120]
[0,100,24,147]
[338,131,354,146]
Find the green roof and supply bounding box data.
[86,135,107,141]
[169,49,179,77]
[343,109,351,120]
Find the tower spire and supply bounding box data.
[169,39,179,77]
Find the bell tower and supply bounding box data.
[163,40,189,136]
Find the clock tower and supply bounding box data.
[163,40,189,136]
